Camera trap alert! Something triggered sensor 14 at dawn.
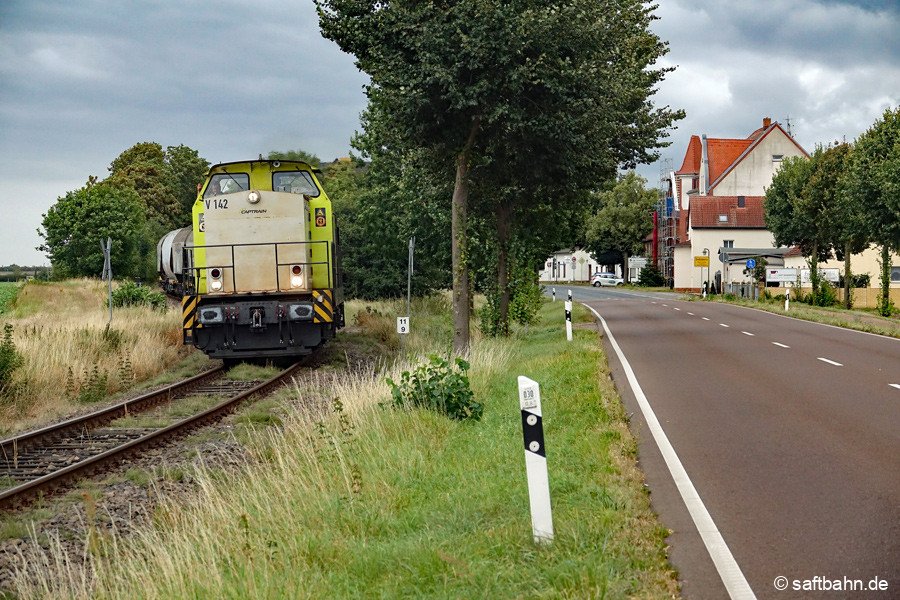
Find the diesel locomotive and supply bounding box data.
[157,158,344,362]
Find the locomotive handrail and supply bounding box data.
[183,240,332,294]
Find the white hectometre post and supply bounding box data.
[564,299,573,341]
[518,376,553,544]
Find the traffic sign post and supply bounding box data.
[518,376,553,544]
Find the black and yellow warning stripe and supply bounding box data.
[182,295,201,344]
[313,289,334,323]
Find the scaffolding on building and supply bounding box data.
[655,158,676,287]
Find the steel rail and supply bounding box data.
[0,360,317,510]
[0,366,224,458]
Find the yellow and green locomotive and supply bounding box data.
[159,159,344,362]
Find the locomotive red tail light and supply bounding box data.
[209,267,224,291]
[290,264,304,288]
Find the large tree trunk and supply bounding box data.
[452,117,480,354]
[622,251,630,283]
[496,200,512,336]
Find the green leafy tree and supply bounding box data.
[37,180,151,279]
[765,149,836,305]
[107,142,180,232]
[316,0,683,350]
[268,149,322,167]
[583,172,656,281]
[107,142,208,232]
[165,144,210,221]
[843,106,900,315]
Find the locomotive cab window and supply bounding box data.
[272,171,320,197]
[204,173,250,198]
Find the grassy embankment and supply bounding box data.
[20,295,679,599]
[0,279,199,435]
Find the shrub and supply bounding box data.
[109,282,166,310]
[386,354,483,421]
[637,265,665,287]
[0,324,23,396]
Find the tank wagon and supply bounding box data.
[158,159,344,362]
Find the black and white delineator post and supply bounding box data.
[564,296,573,341]
[518,376,553,544]
[552,287,556,302]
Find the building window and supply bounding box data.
[891,266,900,282]
[723,240,734,248]
[718,214,728,223]
[772,154,783,162]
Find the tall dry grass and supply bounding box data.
[0,279,186,434]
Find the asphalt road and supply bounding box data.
[565,285,900,599]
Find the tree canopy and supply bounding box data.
[37,180,151,279]
[583,171,656,280]
[107,142,208,232]
[315,0,683,349]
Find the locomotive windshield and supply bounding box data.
[273,171,320,197]
[204,173,249,197]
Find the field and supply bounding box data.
[6,295,679,599]
[0,282,18,314]
[0,279,195,435]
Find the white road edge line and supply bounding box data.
[772,342,790,348]
[817,357,843,367]
[587,305,756,600]
[890,384,900,391]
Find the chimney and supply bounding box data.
[763,117,772,128]
[700,135,709,194]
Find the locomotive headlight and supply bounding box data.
[247,190,261,204]
[290,264,304,288]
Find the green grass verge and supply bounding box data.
[87,300,678,599]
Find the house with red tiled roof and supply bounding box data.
[663,118,809,291]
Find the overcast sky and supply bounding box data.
[1,0,897,267]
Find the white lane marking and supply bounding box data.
[674,308,681,311]
[772,342,790,348]
[817,357,843,367]
[890,384,900,391]
[720,323,730,328]
[586,304,756,599]
[663,304,669,307]
[703,317,711,321]
[741,331,754,336]
[687,312,695,316]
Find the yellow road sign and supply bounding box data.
[694,256,710,267]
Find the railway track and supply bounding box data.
[0,359,309,510]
